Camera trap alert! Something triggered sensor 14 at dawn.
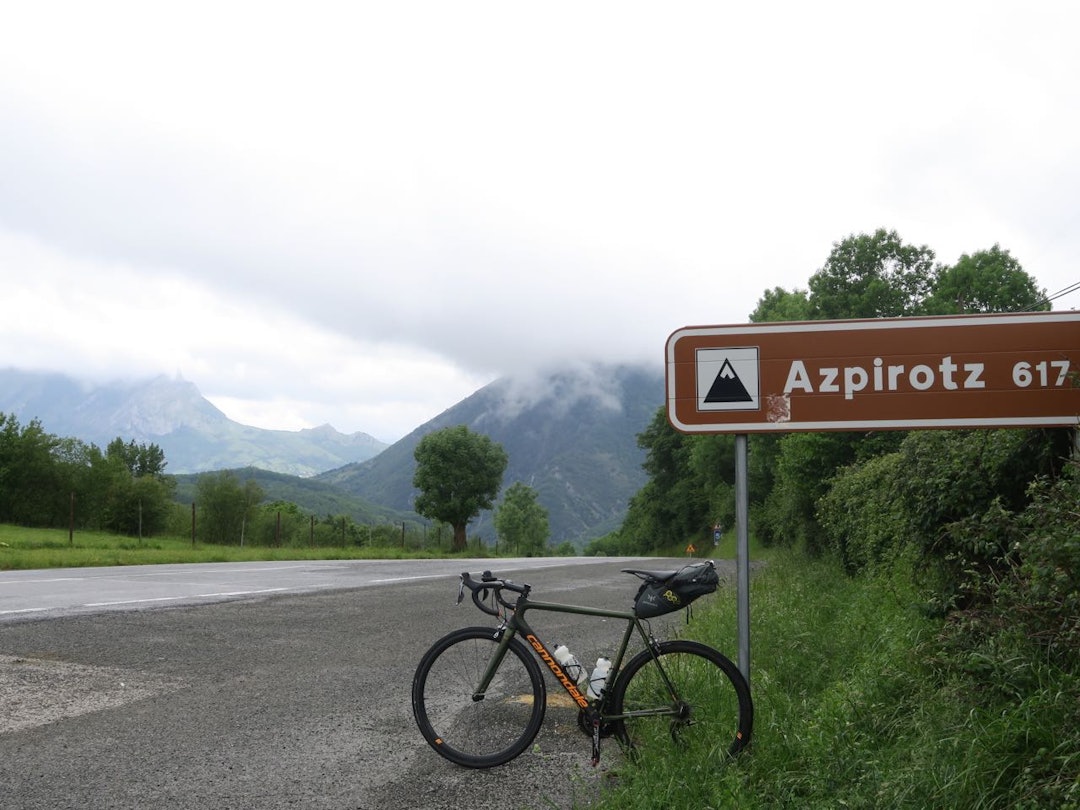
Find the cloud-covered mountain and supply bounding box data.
[0,369,387,476]
[316,363,664,544]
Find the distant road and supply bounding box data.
[0,557,642,622]
[0,557,732,810]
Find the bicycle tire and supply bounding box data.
[412,626,547,768]
[608,639,752,760]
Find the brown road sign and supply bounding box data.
[666,311,1080,433]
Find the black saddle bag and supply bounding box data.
[633,561,719,618]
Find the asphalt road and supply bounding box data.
[0,557,724,810]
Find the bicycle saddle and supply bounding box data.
[621,567,679,583]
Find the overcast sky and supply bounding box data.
[2,1,1078,443]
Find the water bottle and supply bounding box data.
[553,644,585,685]
[587,657,611,700]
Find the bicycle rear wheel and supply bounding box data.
[609,640,752,760]
[412,626,546,768]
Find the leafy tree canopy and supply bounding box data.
[750,286,811,323]
[925,244,1048,314]
[808,228,938,319]
[106,437,168,478]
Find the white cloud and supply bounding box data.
[1,1,1078,442]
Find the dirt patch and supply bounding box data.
[0,654,187,734]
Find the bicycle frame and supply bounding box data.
[471,593,670,717]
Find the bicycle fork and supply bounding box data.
[470,623,516,702]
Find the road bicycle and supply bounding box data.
[411,561,753,768]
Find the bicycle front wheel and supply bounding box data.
[412,626,546,768]
[609,639,752,760]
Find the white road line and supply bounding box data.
[3,585,335,616]
[84,596,187,607]
[85,565,313,579]
[0,565,325,586]
[84,587,293,607]
[370,574,448,584]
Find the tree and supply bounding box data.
[926,245,1048,314]
[413,426,508,552]
[495,482,549,556]
[750,286,811,322]
[0,415,62,526]
[100,438,174,536]
[195,471,264,544]
[808,228,939,319]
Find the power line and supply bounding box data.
[1021,281,1080,312]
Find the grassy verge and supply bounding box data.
[0,525,728,572]
[593,548,1079,809]
[0,524,473,570]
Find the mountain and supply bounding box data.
[0,369,387,476]
[316,363,664,545]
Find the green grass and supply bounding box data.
[0,524,478,570]
[592,548,1080,809]
[0,525,735,572]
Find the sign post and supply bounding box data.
[666,311,1080,685]
[734,434,750,683]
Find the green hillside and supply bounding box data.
[171,467,414,526]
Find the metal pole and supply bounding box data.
[735,433,751,687]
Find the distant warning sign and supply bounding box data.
[697,348,759,411]
[666,312,1080,434]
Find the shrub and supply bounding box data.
[818,451,910,572]
[1010,458,1080,667]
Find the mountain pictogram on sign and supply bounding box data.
[695,346,759,412]
[704,359,753,403]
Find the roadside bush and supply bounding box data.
[920,458,1080,808]
[1009,458,1080,667]
[895,429,1063,553]
[818,451,910,572]
[817,429,1069,583]
[890,429,1068,614]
